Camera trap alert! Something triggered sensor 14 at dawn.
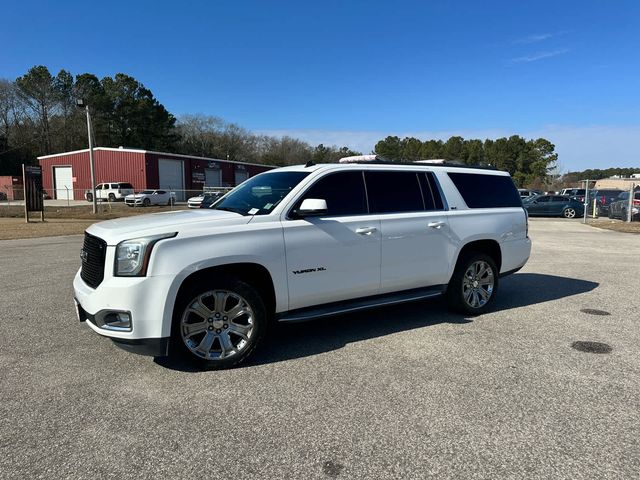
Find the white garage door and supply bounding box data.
[234,168,249,186]
[158,159,185,201]
[54,166,74,200]
[205,168,221,187]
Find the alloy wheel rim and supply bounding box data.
[564,208,576,218]
[180,290,254,360]
[462,260,494,309]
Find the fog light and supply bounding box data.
[96,311,132,331]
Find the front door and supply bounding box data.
[282,171,381,310]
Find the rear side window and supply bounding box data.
[295,171,367,216]
[552,196,568,202]
[365,171,424,213]
[448,172,522,208]
[119,183,134,189]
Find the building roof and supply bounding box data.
[37,147,276,169]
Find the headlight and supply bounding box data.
[115,233,177,277]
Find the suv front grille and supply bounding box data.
[80,233,107,289]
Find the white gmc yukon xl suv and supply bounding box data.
[74,161,531,369]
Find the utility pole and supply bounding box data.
[582,179,590,224]
[627,183,635,223]
[77,99,97,214]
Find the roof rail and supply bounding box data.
[334,158,497,170]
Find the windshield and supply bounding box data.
[140,190,154,194]
[209,171,310,215]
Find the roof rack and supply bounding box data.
[334,158,496,170]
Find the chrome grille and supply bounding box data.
[80,233,107,289]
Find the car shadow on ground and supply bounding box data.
[155,273,599,372]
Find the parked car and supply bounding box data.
[608,190,640,220]
[523,194,584,218]
[124,190,176,207]
[86,183,134,202]
[187,191,224,209]
[74,161,531,369]
[199,191,225,209]
[588,189,622,216]
[560,188,586,203]
[518,189,542,199]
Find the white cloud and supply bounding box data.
[511,48,570,63]
[514,33,554,44]
[256,125,640,172]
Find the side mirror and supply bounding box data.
[298,198,328,216]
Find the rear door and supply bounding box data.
[366,170,451,293]
[282,171,381,310]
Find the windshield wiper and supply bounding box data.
[214,206,248,216]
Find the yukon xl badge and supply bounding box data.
[292,267,327,275]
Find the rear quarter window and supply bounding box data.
[448,172,522,208]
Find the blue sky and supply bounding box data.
[2,0,640,171]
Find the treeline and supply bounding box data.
[3,65,589,189]
[374,135,558,188]
[561,167,640,185]
[0,65,360,175]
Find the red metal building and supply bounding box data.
[37,147,276,201]
[0,175,24,201]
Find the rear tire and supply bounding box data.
[108,193,116,202]
[86,193,93,202]
[446,253,498,316]
[172,278,267,370]
[562,207,577,219]
[608,209,613,219]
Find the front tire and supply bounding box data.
[172,278,267,369]
[447,253,498,315]
[143,198,150,207]
[108,193,116,202]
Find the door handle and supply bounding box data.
[356,227,377,235]
[428,221,445,229]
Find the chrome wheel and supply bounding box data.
[462,260,494,309]
[180,289,255,360]
[563,208,576,218]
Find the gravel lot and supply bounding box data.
[1,219,638,479]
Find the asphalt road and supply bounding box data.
[1,219,638,479]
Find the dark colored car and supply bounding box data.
[588,189,623,216]
[199,191,225,209]
[523,194,584,219]
[608,190,640,220]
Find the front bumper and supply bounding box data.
[74,268,175,356]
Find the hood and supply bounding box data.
[86,209,247,245]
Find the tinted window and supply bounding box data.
[552,196,568,202]
[156,190,166,194]
[119,183,134,189]
[365,171,424,213]
[536,196,550,203]
[294,171,367,216]
[448,172,522,208]
[426,172,444,210]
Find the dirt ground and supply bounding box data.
[587,218,640,234]
[0,204,188,240]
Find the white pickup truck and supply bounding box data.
[74,161,531,369]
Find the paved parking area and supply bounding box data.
[1,219,638,479]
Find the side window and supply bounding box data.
[537,196,550,203]
[422,172,445,210]
[156,190,166,195]
[552,196,567,202]
[293,171,367,217]
[365,171,424,214]
[447,172,522,208]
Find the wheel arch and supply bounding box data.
[169,262,277,330]
[453,239,502,274]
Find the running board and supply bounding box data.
[277,285,446,323]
